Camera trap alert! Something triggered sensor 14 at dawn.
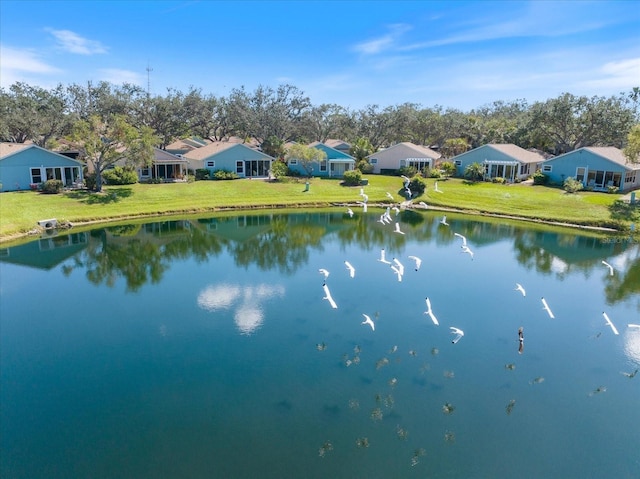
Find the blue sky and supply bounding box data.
[1,0,639,111]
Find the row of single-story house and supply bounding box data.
[1,139,639,193]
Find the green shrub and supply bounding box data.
[42,179,63,194]
[102,166,138,185]
[492,177,507,184]
[398,165,418,178]
[146,177,164,184]
[607,185,619,194]
[440,161,456,178]
[429,168,442,179]
[532,170,548,185]
[408,177,426,196]
[563,177,584,193]
[195,169,210,180]
[83,173,97,190]
[270,160,288,179]
[287,167,302,177]
[342,169,362,186]
[213,170,239,180]
[356,160,374,174]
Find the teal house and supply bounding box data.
[184,142,274,178]
[286,142,356,178]
[451,144,545,182]
[0,143,84,192]
[540,147,640,192]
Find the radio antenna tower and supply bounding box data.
[146,63,153,97]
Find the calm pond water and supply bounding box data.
[1,208,639,478]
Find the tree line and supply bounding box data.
[2,81,638,158]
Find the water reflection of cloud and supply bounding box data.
[623,328,640,364]
[197,283,285,334]
[550,257,568,274]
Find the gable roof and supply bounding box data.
[324,139,351,150]
[367,142,441,160]
[165,137,210,151]
[183,141,274,161]
[308,141,356,161]
[544,146,640,170]
[0,142,32,159]
[483,144,546,164]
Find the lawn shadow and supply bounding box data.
[65,188,133,204]
[608,199,640,222]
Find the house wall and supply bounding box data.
[188,144,273,178]
[0,147,84,192]
[542,149,639,191]
[367,143,438,174]
[287,144,355,178]
[452,145,530,179]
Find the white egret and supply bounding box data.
[360,187,365,196]
[392,258,405,276]
[378,248,392,265]
[602,312,619,335]
[408,255,422,271]
[514,283,526,297]
[601,260,614,276]
[440,215,448,226]
[319,268,330,279]
[541,297,555,319]
[394,222,405,235]
[419,201,428,208]
[378,215,386,225]
[344,261,356,278]
[400,175,410,185]
[454,232,467,247]
[362,314,375,331]
[361,193,369,203]
[322,283,338,309]
[390,265,403,282]
[434,181,443,193]
[629,324,640,329]
[346,208,354,218]
[449,327,464,344]
[424,297,439,326]
[461,245,474,260]
[357,201,368,213]
[392,206,400,216]
[386,192,394,200]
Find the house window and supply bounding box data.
[319,160,327,172]
[454,160,462,166]
[141,167,150,176]
[542,165,552,173]
[289,159,298,165]
[236,161,244,174]
[206,161,215,168]
[30,168,43,183]
[625,171,636,183]
[576,167,586,183]
[370,158,378,164]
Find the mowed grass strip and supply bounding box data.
[0,176,633,241]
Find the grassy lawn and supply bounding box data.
[1,175,638,243]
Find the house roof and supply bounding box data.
[165,137,210,151]
[367,142,441,160]
[483,144,546,164]
[0,142,32,159]
[324,139,351,149]
[583,147,638,167]
[183,141,274,161]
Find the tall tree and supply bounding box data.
[0,82,71,146]
[623,124,640,164]
[299,103,350,142]
[71,114,158,192]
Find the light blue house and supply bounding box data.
[540,147,640,192]
[286,142,356,178]
[0,143,84,192]
[184,141,274,178]
[451,144,545,181]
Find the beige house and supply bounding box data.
[367,142,441,174]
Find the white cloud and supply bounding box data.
[578,57,640,90]
[98,68,144,86]
[352,23,412,55]
[47,29,108,55]
[0,44,62,88]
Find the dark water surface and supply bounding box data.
[1,209,639,478]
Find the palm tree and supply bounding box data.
[464,162,485,182]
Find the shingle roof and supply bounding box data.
[485,144,546,164]
[583,147,636,167]
[368,142,441,160]
[182,141,238,160]
[0,142,32,159]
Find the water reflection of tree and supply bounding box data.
[229,215,325,274]
[604,252,640,309]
